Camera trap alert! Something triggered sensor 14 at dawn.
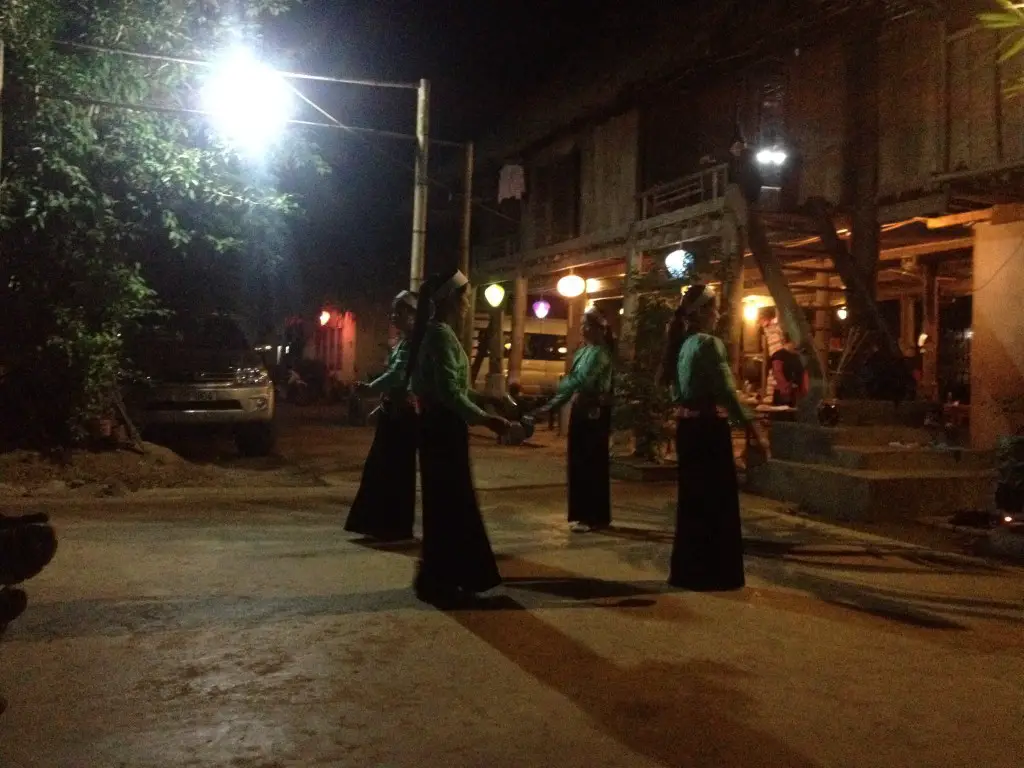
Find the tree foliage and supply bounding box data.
[979,0,1024,98]
[0,0,323,449]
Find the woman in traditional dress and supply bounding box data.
[661,284,766,590]
[405,269,512,606]
[344,290,419,541]
[536,307,615,532]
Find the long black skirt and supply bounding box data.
[567,403,612,526]
[344,404,417,540]
[416,406,501,595]
[670,416,745,590]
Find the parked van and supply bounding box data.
[471,314,569,397]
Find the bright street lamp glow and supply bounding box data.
[532,300,551,319]
[202,50,293,153]
[585,278,601,294]
[665,249,694,279]
[557,274,586,298]
[484,283,505,308]
[743,303,760,323]
[756,148,788,166]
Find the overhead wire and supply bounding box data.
[284,82,518,223]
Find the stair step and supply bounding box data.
[828,445,994,471]
[746,459,994,521]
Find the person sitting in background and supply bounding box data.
[770,333,806,407]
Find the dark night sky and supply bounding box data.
[260,0,623,314]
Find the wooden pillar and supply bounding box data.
[560,297,583,435]
[722,186,745,375]
[899,294,916,354]
[487,303,505,397]
[724,265,744,376]
[813,262,831,375]
[844,18,882,302]
[921,261,940,401]
[461,285,477,361]
[508,275,528,389]
[619,243,641,361]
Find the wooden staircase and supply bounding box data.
[740,201,992,520]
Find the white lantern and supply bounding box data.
[484,283,505,308]
[665,249,694,279]
[557,274,586,298]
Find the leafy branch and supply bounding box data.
[979,0,1024,97]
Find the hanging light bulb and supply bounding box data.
[484,283,505,308]
[836,306,848,321]
[557,274,585,298]
[533,299,551,319]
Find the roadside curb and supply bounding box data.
[0,479,573,509]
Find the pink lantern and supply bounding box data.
[532,300,551,319]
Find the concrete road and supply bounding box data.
[3,461,1023,767]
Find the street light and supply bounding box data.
[50,40,434,293]
[200,49,293,153]
[756,148,788,166]
[557,274,585,298]
[484,283,505,308]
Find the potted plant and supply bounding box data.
[613,286,676,466]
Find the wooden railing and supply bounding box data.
[639,163,730,220]
[472,235,520,268]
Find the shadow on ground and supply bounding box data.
[450,556,821,767]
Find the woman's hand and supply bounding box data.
[746,422,769,453]
[483,414,512,436]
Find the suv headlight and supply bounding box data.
[235,367,270,386]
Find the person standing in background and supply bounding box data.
[405,268,513,607]
[535,308,615,533]
[662,284,766,591]
[344,291,420,542]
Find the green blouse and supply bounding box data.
[411,321,489,424]
[547,343,613,410]
[674,333,751,425]
[365,338,410,398]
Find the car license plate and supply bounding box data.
[192,390,217,402]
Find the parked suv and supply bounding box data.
[128,314,277,456]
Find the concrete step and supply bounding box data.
[746,459,995,521]
[827,445,994,472]
[769,421,941,460]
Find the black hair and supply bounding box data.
[658,284,711,387]
[404,269,464,383]
[659,304,691,387]
[583,309,615,353]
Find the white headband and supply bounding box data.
[432,270,469,303]
[392,290,418,310]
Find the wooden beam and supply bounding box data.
[746,209,827,421]
[925,209,992,229]
[878,192,949,223]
